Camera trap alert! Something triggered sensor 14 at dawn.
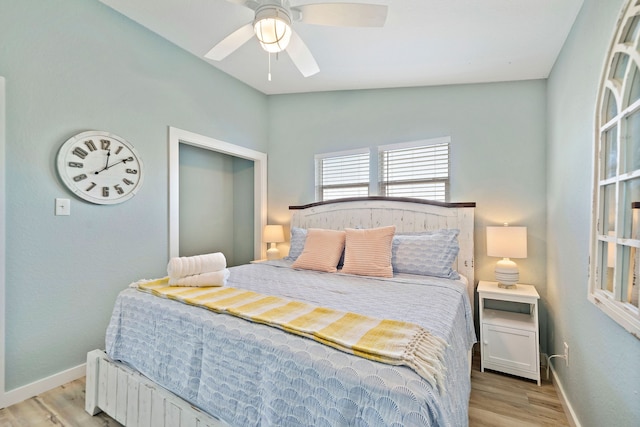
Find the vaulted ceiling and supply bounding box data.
[100,0,584,95]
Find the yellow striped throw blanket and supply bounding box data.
[136,277,448,391]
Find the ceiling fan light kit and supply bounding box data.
[254,5,292,53]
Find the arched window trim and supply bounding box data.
[590,0,640,339]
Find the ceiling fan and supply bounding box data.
[204,1,388,78]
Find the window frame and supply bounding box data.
[314,148,370,202]
[590,0,640,338]
[378,137,451,202]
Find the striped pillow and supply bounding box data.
[292,228,346,273]
[341,225,396,278]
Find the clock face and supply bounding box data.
[56,131,144,205]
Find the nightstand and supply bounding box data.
[478,280,540,385]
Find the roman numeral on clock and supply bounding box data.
[84,140,97,152]
[72,147,88,159]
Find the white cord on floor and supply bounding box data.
[545,354,567,380]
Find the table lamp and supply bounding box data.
[486,224,527,288]
[264,224,285,260]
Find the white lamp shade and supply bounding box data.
[263,225,285,243]
[486,226,527,259]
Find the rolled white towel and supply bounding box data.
[168,269,230,287]
[167,252,227,279]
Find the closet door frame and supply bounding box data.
[168,126,267,261]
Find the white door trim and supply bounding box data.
[168,127,267,260]
[0,77,6,408]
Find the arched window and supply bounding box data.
[590,0,640,337]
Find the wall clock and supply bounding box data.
[56,130,144,205]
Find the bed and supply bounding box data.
[85,197,476,427]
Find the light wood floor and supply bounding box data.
[0,378,121,427]
[469,354,570,426]
[0,353,569,426]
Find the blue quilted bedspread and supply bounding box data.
[105,260,476,427]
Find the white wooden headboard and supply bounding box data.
[290,197,476,306]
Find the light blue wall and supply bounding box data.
[267,83,548,335]
[179,145,255,266]
[0,0,267,390]
[179,144,234,259]
[547,0,640,425]
[232,157,255,265]
[178,145,255,266]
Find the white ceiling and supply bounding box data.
[99,0,584,95]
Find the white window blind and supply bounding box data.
[315,149,370,201]
[379,138,450,202]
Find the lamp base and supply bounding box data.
[495,258,519,289]
[266,244,281,260]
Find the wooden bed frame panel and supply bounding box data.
[86,350,227,427]
[86,197,476,426]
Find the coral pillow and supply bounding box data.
[341,225,396,277]
[292,228,346,273]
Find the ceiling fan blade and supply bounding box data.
[294,3,388,27]
[287,31,320,77]
[204,23,254,61]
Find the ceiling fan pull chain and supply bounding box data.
[268,53,272,81]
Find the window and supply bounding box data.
[379,138,450,202]
[590,0,640,337]
[315,149,370,201]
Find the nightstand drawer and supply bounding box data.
[482,323,538,374]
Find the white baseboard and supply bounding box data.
[0,362,86,409]
[548,359,581,427]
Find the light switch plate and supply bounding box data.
[55,198,70,216]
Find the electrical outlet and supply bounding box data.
[563,342,569,367]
